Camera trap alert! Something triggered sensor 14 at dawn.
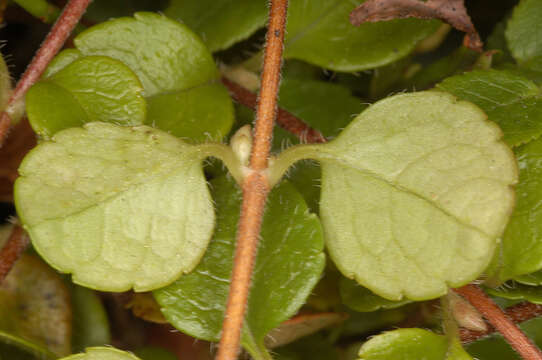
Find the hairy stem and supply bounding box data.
[0,0,92,146]
[221,77,326,144]
[0,226,29,283]
[460,301,542,343]
[215,1,289,359]
[454,284,542,360]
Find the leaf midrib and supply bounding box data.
[319,149,503,240]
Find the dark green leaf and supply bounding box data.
[485,283,542,304]
[26,56,146,138]
[409,47,479,90]
[154,176,325,359]
[515,270,542,286]
[467,317,542,360]
[495,137,542,280]
[165,0,268,52]
[284,0,440,71]
[37,12,234,140]
[340,277,410,312]
[146,83,233,142]
[134,347,177,360]
[71,286,111,352]
[274,334,340,360]
[506,0,542,63]
[0,333,55,360]
[437,69,542,147]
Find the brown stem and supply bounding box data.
[221,77,326,144]
[454,284,542,360]
[0,0,92,146]
[215,1,289,359]
[460,301,542,343]
[0,226,29,283]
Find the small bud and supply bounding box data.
[231,125,253,166]
[449,292,488,332]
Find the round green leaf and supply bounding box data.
[74,12,217,97]
[340,277,410,312]
[61,347,141,360]
[48,12,234,140]
[437,69,542,148]
[284,0,440,72]
[15,123,215,292]
[506,0,542,63]
[154,176,325,359]
[165,0,268,52]
[275,91,518,300]
[358,328,471,360]
[26,56,146,138]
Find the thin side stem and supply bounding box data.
[454,284,542,360]
[0,0,92,146]
[0,226,29,283]
[215,1,289,359]
[460,302,542,343]
[221,77,326,144]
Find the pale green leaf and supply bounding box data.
[358,328,472,360]
[284,0,440,72]
[506,0,542,63]
[273,91,517,300]
[0,254,71,357]
[437,69,542,147]
[165,0,268,52]
[15,123,216,292]
[60,347,141,360]
[340,277,410,312]
[154,176,325,360]
[26,56,146,138]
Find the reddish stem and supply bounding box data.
[0,226,29,283]
[0,0,92,146]
[454,284,542,359]
[215,1,289,359]
[221,77,326,144]
[460,302,542,343]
